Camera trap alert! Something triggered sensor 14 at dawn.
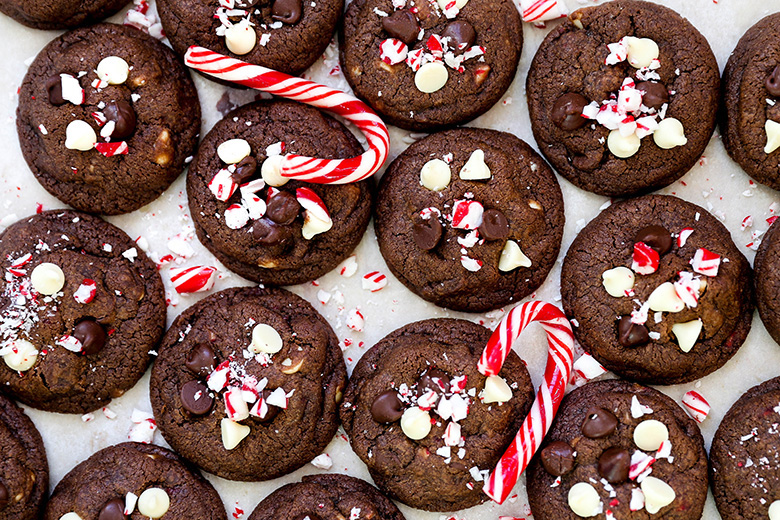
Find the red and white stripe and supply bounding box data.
[690,248,720,277]
[95,141,129,157]
[518,0,567,23]
[362,271,387,292]
[681,390,710,423]
[170,265,217,294]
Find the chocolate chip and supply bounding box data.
[266,191,299,225]
[258,389,280,422]
[479,209,509,241]
[371,390,404,423]
[104,100,137,140]
[540,440,575,476]
[636,81,669,110]
[767,65,780,97]
[98,497,127,520]
[45,75,66,106]
[581,407,618,438]
[597,446,630,484]
[0,482,7,509]
[231,156,257,185]
[618,316,651,348]
[185,343,217,377]
[381,9,420,45]
[181,380,213,415]
[253,218,289,245]
[73,319,107,355]
[551,93,589,130]
[417,368,450,397]
[272,0,302,24]
[442,21,476,54]
[633,224,672,255]
[413,218,443,250]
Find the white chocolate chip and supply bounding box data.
[653,118,687,149]
[602,266,635,297]
[400,406,431,440]
[567,482,602,517]
[260,154,288,186]
[59,514,83,520]
[137,488,170,519]
[420,159,451,191]
[633,419,669,451]
[221,418,251,450]
[414,62,448,93]
[607,129,641,158]
[498,240,532,271]
[301,211,333,240]
[30,262,65,295]
[671,319,702,353]
[647,282,684,313]
[250,324,283,354]
[217,139,251,164]
[96,56,130,85]
[625,37,659,69]
[225,19,257,55]
[641,476,675,514]
[765,120,780,154]
[768,500,780,520]
[481,375,512,404]
[459,149,491,180]
[3,339,38,372]
[65,120,96,151]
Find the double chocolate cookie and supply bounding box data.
[0,393,48,520]
[341,0,522,131]
[150,287,347,481]
[17,23,200,215]
[755,221,780,346]
[340,318,535,511]
[0,211,166,413]
[0,0,127,29]
[44,442,226,520]
[527,0,720,197]
[374,128,564,312]
[248,474,407,520]
[526,380,708,519]
[561,195,753,385]
[187,100,372,286]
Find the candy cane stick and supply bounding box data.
[184,46,389,185]
[477,300,574,504]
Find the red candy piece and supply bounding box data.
[295,187,330,222]
[170,265,217,294]
[451,200,484,230]
[95,141,129,157]
[631,242,659,275]
[677,227,694,247]
[689,248,720,277]
[73,279,97,304]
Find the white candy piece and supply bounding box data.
[498,240,532,271]
[647,282,684,313]
[96,56,130,85]
[641,476,675,514]
[59,74,84,105]
[217,139,251,164]
[65,120,96,151]
[653,118,687,149]
[765,120,780,154]
[625,37,659,69]
[671,319,702,353]
[567,482,602,517]
[607,129,641,158]
[6,340,40,371]
[768,500,780,520]
[221,418,251,450]
[481,375,512,404]
[261,154,288,186]
[31,262,65,295]
[225,19,257,55]
[414,62,448,93]
[137,488,170,518]
[436,0,468,9]
[459,149,491,180]
[602,266,635,297]
[633,419,669,451]
[59,514,83,520]
[301,211,333,240]
[250,323,283,354]
[420,159,451,191]
[400,406,432,440]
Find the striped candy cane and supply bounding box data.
[477,300,574,504]
[517,0,567,23]
[184,47,389,185]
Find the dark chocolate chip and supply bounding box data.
[479,209,509,241]
[45,75,66,106]
[767,65,780,97]
[540,440,575,476]
[413,218,443,250]
[185,343,217,377]
[582,407,618,438]
[417,368,450,397]
[104,100,137,140]
[181,380,213,415]
[266,191,299,225]
[73,318,107,355]
[253,218,289,245]
[381,9,420,45]
[633,225,672,255]
[635,81,669,110]
[598,446,630,484]
[618,316,651,348]
[231,156,257,185]
[258,389,280,422]
[371,390,404,423]
[271,0,302,24]
[551,93,589,130]
[0,482,7,509]
[98,497,127,520]
[442,21,476,54]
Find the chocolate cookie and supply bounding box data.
[17,23,200,215]
[527,0,720,197]
[755,221,780,345]
[247,473,407,520]
[340,0,522,131]
[526,380,708,519]
[0,0,127,29]
[0,210,166,413]
[561,195,753,385]
[374,128,564,312]
[0,393,48,520]
[721,13,780,191]
[157,0,342,77]
[44,442,226,520]
[340,318,535,511]
[150,286,347,481]
[187,100,372,286]
[710,377,780,520]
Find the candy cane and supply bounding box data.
[477,300,574,504]
[517,0,568,23]
[184,47,389,185]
